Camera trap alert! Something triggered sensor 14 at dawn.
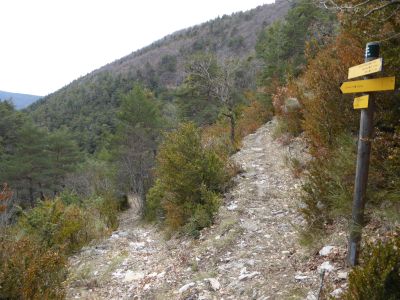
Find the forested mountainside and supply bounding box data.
[2,0,400,298]
[0,90,41,109]
[27,0,290,153]
[93,0,290,86]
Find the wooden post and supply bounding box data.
[347,42,380,266]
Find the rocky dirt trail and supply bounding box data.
[67,120,349,300]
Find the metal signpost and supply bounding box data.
[340,42,396,266]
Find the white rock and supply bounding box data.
[318,261,335,273]
[227,203,238,211]
[330,288,343,298]
[319,245,335,256]
[110,233,119,239]
[205,278,220,291]
[112,269,125,279]
[123,270,145,282]
[157,271,166,278]
[178,282,195,293]
[294,275,308,281]
[147,272,158,278]
[306,291,317,300]
[129,241,146,250]
[238,271,261,281]
[337,271,348,279]
[246,259,255,266]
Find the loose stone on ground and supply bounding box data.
[66,120,348,299]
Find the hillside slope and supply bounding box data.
[94,0,290,87]
[27,0,291,152]
[66,120,350,299]
[0,90,41,109]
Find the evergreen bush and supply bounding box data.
[300,134,355,230]
[342,237,400,300]
[145,123,227,234]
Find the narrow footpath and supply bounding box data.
[67,120,348,300]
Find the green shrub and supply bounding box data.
[145,123,226,234]
[17,199,88,253]
[183,185,221,237]
[1,192,121,298]
[0,235,67,300]
[300,134,356,230]
[342,237,400,300]
[17,195,119,254]
[59,189,82,206]
[91,193,119,230]
[145,179,165,222]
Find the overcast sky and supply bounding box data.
[1,0,273,96]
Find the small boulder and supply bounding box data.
[205,278,220,291]
[306,291,317,300]
[295,274,309,281]
[337,271,348,280]
[238,271,260,281]
[330,288,343,298]
[318,261,335,273]
[319,245,335,256]
[123,270,145,282]
[178,282,195,293]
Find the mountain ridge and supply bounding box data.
[0,90,42,110]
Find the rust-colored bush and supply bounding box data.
[0,183,12,213]
[271,83,303,138]
[296,34,362,158]
[236,92,273,139]
[0,236,66,299]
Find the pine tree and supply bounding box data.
[112,84,164,205]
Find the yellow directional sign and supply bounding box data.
[353,95,369,109]
[348,58,383,79]
[340,76,395,94]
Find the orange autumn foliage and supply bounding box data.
[0,183,12,213]
[296,34,363,157]
[236,93,273,140]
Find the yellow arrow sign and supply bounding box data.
[340,76,395,94]
[348,58,383,79]
[353,95,369,109]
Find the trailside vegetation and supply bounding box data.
[1,0,398,296]
[0,192,119,299]
[255,0,399,296]
[145,123,229,237]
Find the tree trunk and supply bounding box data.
[28,178,35,208]
[38,182,45,201]
[222,111,236,146]
[229,113,236,146]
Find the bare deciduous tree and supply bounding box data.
[186,54,241,144]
